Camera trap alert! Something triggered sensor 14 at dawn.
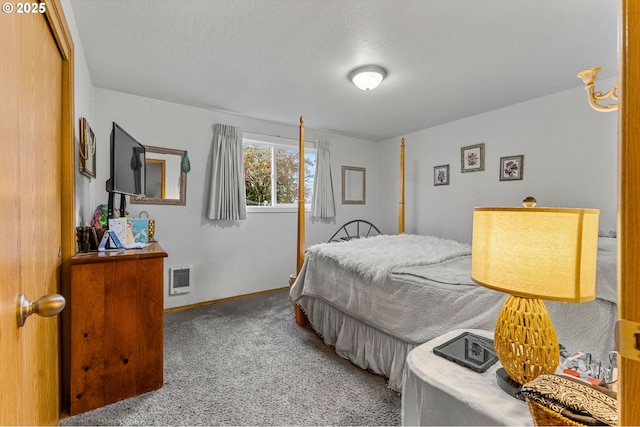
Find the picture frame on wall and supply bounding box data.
[461,143,485,173]
[79,117,96,179]
[342,165,366,204]
[434,164,450,186]
[499,155,524,181]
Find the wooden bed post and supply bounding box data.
[399,137,405,234]
[297,116,305,273]
[293,115,306,326]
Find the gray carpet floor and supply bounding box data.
[60,289,401,426]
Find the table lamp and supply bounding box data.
[471,201,599,398]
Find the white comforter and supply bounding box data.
[304,234,471,283]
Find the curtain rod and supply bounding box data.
[243,129,315,144]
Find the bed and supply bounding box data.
[289,118,617,392]
[289,233,618,391]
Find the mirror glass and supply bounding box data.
[342,166,366,204]
[130,145,187,205]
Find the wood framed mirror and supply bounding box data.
[130,145,187,205]
[342,166,366,204]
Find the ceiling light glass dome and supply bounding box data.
[349,65,387,91]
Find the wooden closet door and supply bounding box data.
[0,1,74,425]
[619,1,640,425]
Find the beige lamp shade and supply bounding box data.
[471,207,600,302]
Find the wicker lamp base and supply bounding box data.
[494,295,560,386]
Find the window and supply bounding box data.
[243,137,316,210]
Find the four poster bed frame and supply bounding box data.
[290,116,618,393]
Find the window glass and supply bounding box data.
[243,140,315,208]
[244,143,272,206]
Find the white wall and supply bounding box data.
[378,80,618,243]
[76,83,618,309]
[88,89,380,308]
[65,0,617,307]
[60,0,95,227]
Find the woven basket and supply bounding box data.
[526,397,585,426]
[523,374,618,426]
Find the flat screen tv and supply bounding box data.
[106,122,146,219]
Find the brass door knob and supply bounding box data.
[17,293,66,327]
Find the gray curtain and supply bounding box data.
[207,123,247,220]
[311,140,336,219]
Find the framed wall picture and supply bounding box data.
[434,164,450,186]
[499,155,524,181]
[342,165,366,204]
[79,117,96,179]
[461,143,485,173]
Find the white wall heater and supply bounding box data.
[169,265,192,295]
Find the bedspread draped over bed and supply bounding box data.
[290,234,618,392]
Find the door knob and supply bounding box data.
[17,293,66,327]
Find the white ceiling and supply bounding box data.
[69,0,618,142]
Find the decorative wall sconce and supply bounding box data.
[577,67,618,112]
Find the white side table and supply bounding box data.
[401,329,532,426]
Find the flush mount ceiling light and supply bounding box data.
[349,65,387,91]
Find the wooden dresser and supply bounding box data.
[67,244,167,415]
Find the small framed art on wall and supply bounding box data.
[434,164,450,186]
[499,155,524,181]
[79,117,96,179]
[461,143,485,173]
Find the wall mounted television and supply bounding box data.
[106,122,146,220]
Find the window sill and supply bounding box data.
[247,206,310,214]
